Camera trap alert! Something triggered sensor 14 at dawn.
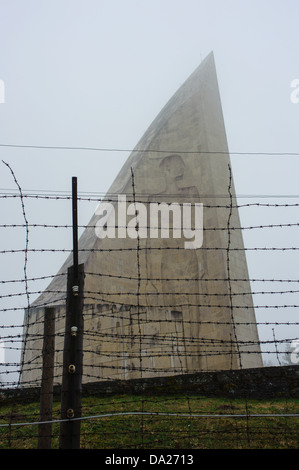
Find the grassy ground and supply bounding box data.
[0,394,298,449]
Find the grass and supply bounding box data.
[0,394,298,449]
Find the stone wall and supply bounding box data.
[2,365,298,403]
[81,365,299,399]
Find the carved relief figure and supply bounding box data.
[146,154,206,370]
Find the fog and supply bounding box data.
[1,0,299,384]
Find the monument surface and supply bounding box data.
[20,52,262,387]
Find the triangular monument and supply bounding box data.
[20,52,263,386]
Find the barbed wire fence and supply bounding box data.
[0,158,298,449]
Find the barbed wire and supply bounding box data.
[1,272,299,284]
[2,246,299,255]
[2,192,299,203]
[1,161,31,388]
[0,160,298,449]
[2,222,299,230]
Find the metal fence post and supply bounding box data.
[59,176,84,449]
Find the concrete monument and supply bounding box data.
[20,52,262,387]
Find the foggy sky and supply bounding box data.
[0,0,299,380]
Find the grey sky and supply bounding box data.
[0,0,299,380]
